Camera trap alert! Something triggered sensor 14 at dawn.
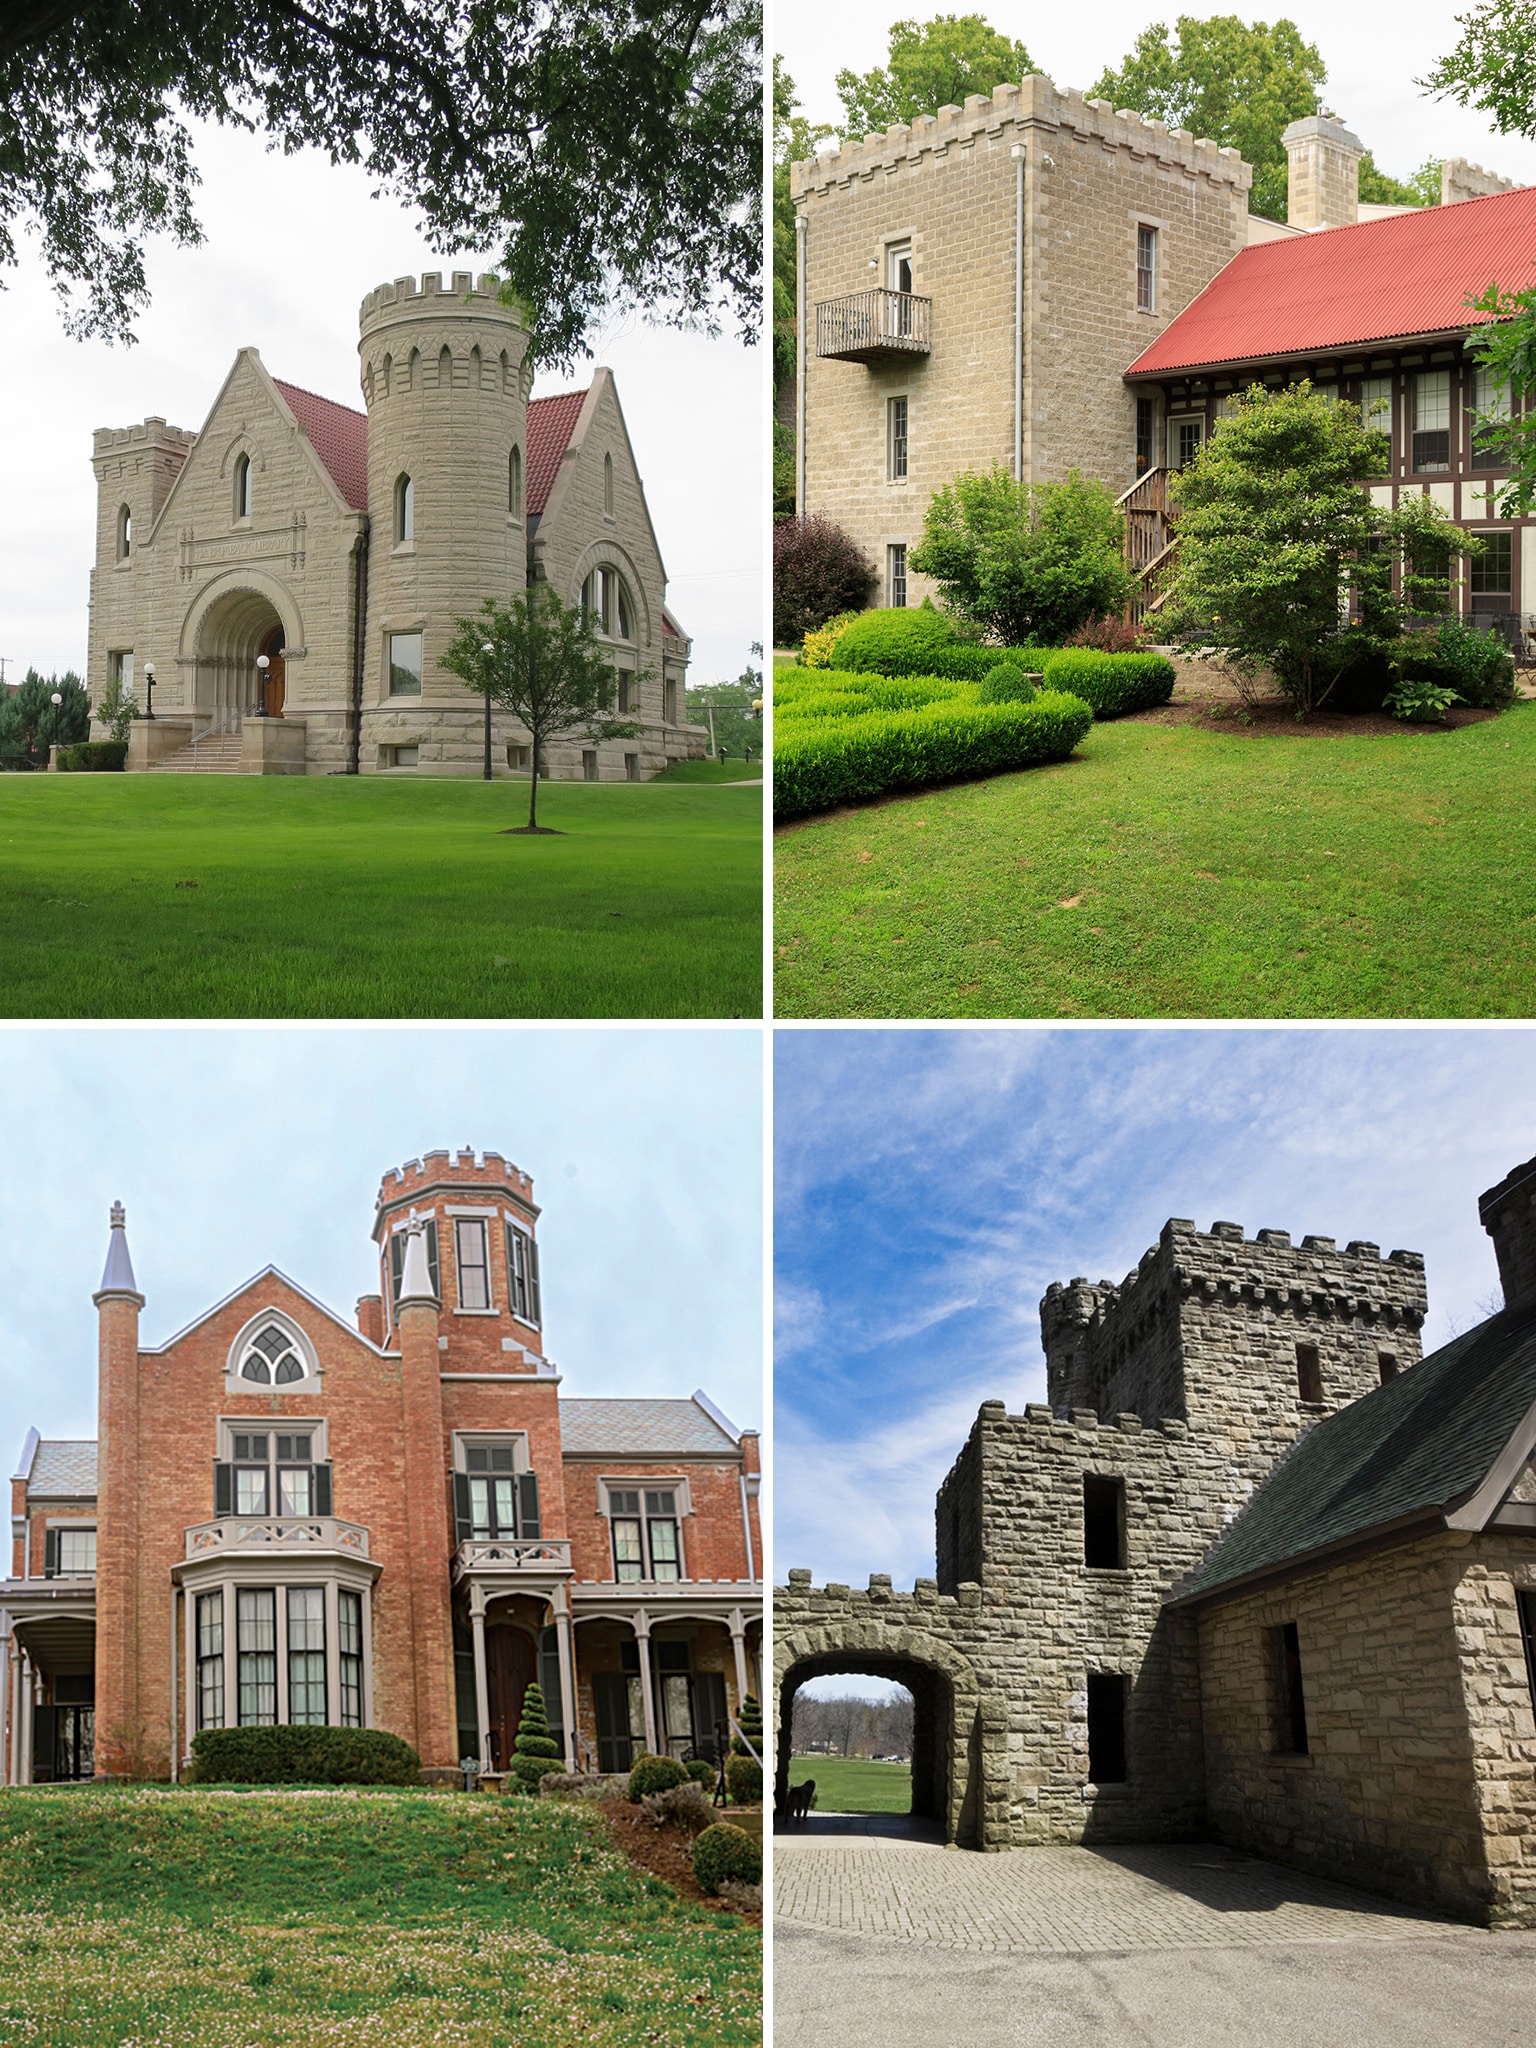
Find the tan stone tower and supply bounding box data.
[358,272,534,772]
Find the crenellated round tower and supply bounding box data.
[357,272,533,774]
[371,1148,545,1360]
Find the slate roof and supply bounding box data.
[273,381,369,510]
[1127,183,1536,378]
[558,1398,739,1457]
[26,1440,99,1499]
[526,388,588,518]
[1176,1307,1536,1603]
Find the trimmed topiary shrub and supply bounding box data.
[686,1758,716,1789]
[733,1695,763,1758]
[188,1725,421,1785]
[977,662,1037,706]
[1039,649,1176,718]
[724,1754,762,1804]
[774,516,877,644]
[507,1683,563,1793]
[628,1752,689,1800]
[56,740,128,771]
[775,671,972,718]
[693,1821,763,1895]
[774,691,1093,819]
[827,607,961,676]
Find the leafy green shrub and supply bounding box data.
[775,690,880,722]
[1401,617,1516,709]
[775,672,973,721]
[774,690,1093,819]
[188,1726,421,1785]
[977,662,1037,705]
[1039,649,1175,718]
[507,1683,563,1793]
[800,612,861,667]
[828,606,963,676]
[1060,615,1148,652]
[56,740,128,772]
[693,1822,763,1895]
[724,1754,762,1804]
[628,1752,689,1800]
[686,1759,716,1788]
[1385,676,1460,723]
[774,515,877,644]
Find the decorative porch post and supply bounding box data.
[469,1583,492,1769]
[728,1607,750,1710]
[632,1611,659,1755]
[19,1652,34,1785]
[551,1585,579,1769]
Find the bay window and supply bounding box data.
[196,1592,224,1729]
[237,1589,278,1726]
[339,1590,364,1728]
[287,1588,327,1723]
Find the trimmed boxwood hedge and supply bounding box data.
[56,740,128,772]
[826,607,961,676]
[188,1725,421,1785]
[1038,649,1175,718]
[724,1754,762,1804]
[628,1752,690,1799]
[693,1821,762,1894]
[977,662,1038,706]
[775,671,972,719]
[774,690,1092,819]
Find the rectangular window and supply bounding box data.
[339,1589,365,1728]
[582,749,599,781]
[888,396,908,481]
[611,1492,645,1582]
[277,1466,313,1517]
[663,680,678,723]
[1136,225,1157,313]
[607,1487,681,1581]
[647,1491,681,1583]
[505,1223,541,1326]
[468,1473,517,1539]
[888,543,907,609]
[1358,376,1394,466]
[56,1529,96,1575]
[887,241,913,295]
[1272,1621,1308,1753]
[625,752,640,781]
[286,1588,327,1725]
[196,1592,225,1730]
[237,1588,277,1726]
[1086,1672,1128,1782]
[235,1465,269,1516]
[387,631,423,696]
[1412,370,1452,472]
[1471,531,1513,602]
[1296,1343,1323,1403]
[1135,396,1155,475]
[454,1217,491,1310]
[110,651,135,697]
[1083,1475,1126,1569]
[1471,364,1513,470]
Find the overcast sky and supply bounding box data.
[0,1025,763,1479]
[0,120,759,693]
[775,1025,1536,1596]
[777,3,1536,189]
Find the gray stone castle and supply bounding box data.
[776,1159,1536,1927]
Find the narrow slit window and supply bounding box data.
[1518,1590,1536,1715]
[1378,1351,1400,1383]
[888,396,908,481]
[394,473,414,542]
[1083,1474,1126,1569]
[604,452,615,517]
[1296,1343,1322,1404]
[234,453,252,520]
[509,445,523,517]
[339,1589,364,1727]
[888,542,907,609]
[196,1592,225,1729]
[1135,396,1155,476]
[1272,1621,1308,1753]
[1136,225,1157,312]
[117,506,132,560]
[1412,371,1451,473]
[1086,1672,1128,1782]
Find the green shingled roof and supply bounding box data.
[1175,1306,1536,1603]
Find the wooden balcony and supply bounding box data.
[816,289,931,363]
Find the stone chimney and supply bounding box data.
[1441,157,1519,206]
[355,1293,384,1345]
[1283,115,1365,229]
[1479,1155,1536,1314]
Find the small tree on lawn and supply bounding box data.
[1165,382,1477,718]
[94,665,138,744]
[508,1682,563,1793]
[909,465,1137,645]
[440,588,643,832]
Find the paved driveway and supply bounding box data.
[773,1816,1536,2047]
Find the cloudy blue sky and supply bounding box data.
[0,1026,763,1477]
[775,1026,1536,1594]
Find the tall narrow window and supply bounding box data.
[1296,1343,1323,1404]
[1470,531,1513,609]
[394,472,414,542]
[663,679,678,724]
[1086,1672,1128,1782]
[1412,371,1451,472]
[888,543,908,608]
[1358,376,1394,466]
[610,1491,645,1581]
[615,581,633,640]
[505,1222,542,1325]
[465,1445,518,1538]
[1471,365,1513,470]
[1083,1475,1126,1569]
[887,242,913,294]
[116,505,132,560]
[509,445,523,517]
[604,453,615,517]
[646,1491,681,1582]
[1136,225,1157,313]
[1378,1351,1400,1383]
[387,631,423,697]
[196,1592,225,1729]
[455,1217,491,1309]
[237,1588,277,1726]
[234,453,252,519]
[1135,396,1155,476]
[1169,416,1204,469]
[111,651,134,699]
[888,396,908,481]
[287,1588,327,1723]
[1272,1621,1308,1752]
[339,1589,364,1727]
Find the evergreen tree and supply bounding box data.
[508,1683,562,1793]
[0,670,89,771]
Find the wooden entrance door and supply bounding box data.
[260,625,286,716]
[486,1626,537,1772]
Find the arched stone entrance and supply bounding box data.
[187,586,289,728]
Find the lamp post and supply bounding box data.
[255,653,269,719]
[48,690,62,765]
[143,663,157,720]
[480,642,495,781]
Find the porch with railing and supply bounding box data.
[815,289,932,363]
[1119,467,1179,625]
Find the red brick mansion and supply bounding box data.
[1,1149,761,1784]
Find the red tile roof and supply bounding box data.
[273,380,369,509]
[1127,185,1536,378]
[526,388,589,516]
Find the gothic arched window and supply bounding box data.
[581,566,634,641]
[508,446,523,519]
[116,505,132,560]
[239,1324,307,1386]
[234,453,252,520]
[604,452,615,517]
[395,473,414,543]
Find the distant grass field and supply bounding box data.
[0,775,761,1018]
[0,1786,759,2048]
[653,757,762,784]
[774,700,1536,1019]
[787,1755,912,1814]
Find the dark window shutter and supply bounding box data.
[453,1472,473,1543]
[214,1462,232,1517]
[43,1528,58,1578]
[313,1464,333,1516]
[517,1472,541,1538]
[528,1238,541,1325]
[390,1232,404,1305]
[427,1219,440,1299]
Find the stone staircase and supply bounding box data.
[147,734,245,774]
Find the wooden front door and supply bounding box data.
[486,1626,536,1772]
[260,626,286,716]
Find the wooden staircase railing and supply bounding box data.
[1117,467,1179,626]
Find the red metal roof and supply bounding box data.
[526,388,589,516]
[1127,185,1536,378]
[274,380,369,509]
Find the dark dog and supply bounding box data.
[786,1778,816,1823]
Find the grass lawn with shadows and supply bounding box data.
[787,1755,914,1814]
[774,702,1536,1019]
[0,1785,760,2048]
[0,775,761,1018]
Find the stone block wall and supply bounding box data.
[1451,1541,1536,1926]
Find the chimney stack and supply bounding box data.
[1479,1155,1536,1314]
[1283,115,1364,230]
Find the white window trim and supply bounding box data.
[183,1565,375,1744]
[218,1416,329,1465]
[886,393,910,484]
[452,1430,532,1476]
[600,1475,693,1519]
[224,1310,321,1392]
[451,1214,497,1316]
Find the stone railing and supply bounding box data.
[815,289,931,362]
[185,1517,370,1560]
[454,1537,573,1576]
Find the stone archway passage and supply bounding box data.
[780,1652,951,1830]
[192,587,287,726]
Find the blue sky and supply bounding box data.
[0,1026,762,1477]
[775,1026,1536,1593]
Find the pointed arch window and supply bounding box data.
[116,505,132,560]
[508,445,523,520]
[604,453,615,518]
[239,1323,307,1386]
[234,453,252,520]
[395,473,414,543]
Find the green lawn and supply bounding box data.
[0,776,761,1018]
[774,703,1536,1018]
[786,1754,912,1813]
[0,1786,760,2048]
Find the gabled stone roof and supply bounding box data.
[26,1440,98,1499]
[1176,1307,1536,1602]
[558,1397,739,1457]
